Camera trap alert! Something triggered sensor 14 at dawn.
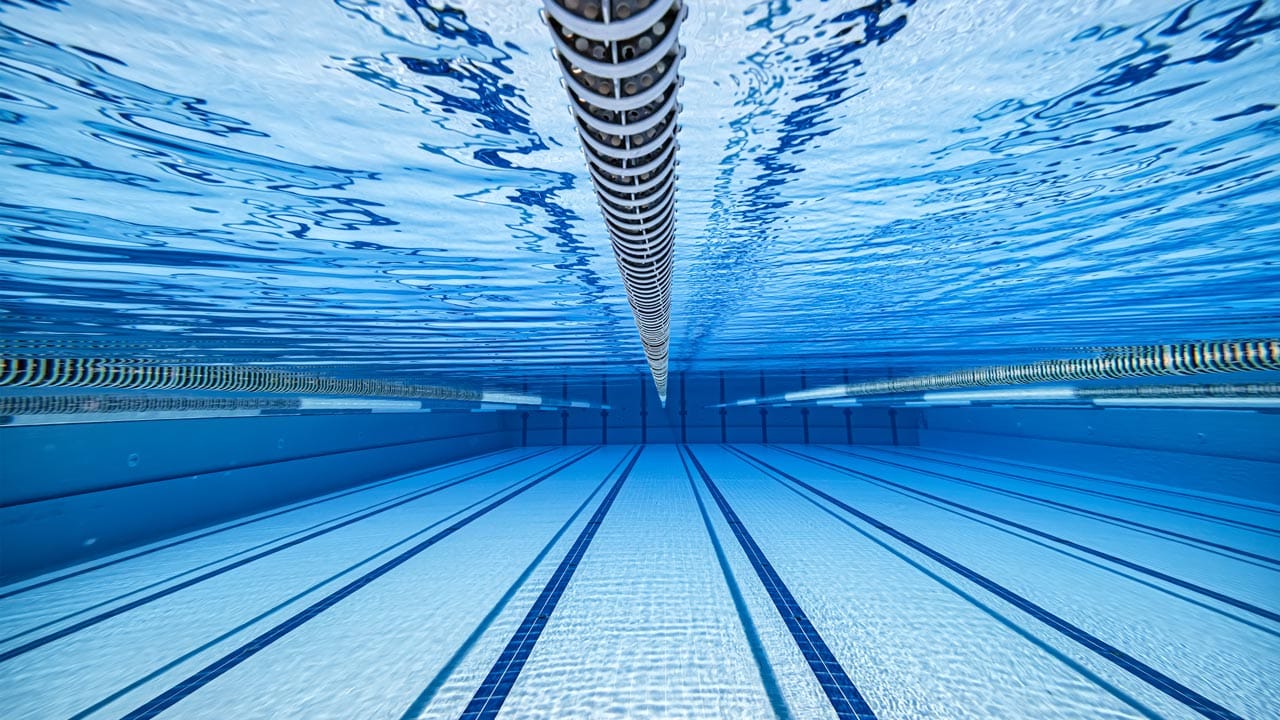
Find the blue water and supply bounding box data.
[2,2,1279,719]
[2,0,1278,391]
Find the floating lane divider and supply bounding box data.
[541,0,688,405]
[119,447,599,720]
[458,446,645,720]
[0,448,567,664]
[818,445,1280,570]
[0,358,608,410]
[728,446,1247,720]
[767,446,1280,626]
[715,339,1280,407]
[682,446,879,720]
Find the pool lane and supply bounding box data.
[769,446,1279,626]
[0,447,594,720]
[3,443,1274,720]
[907,446,1280,524]
[797,444,1280,623]
[692,445,1167,720]
[456,447,644,720]
[479,445,791,720]
[737,445,1275,720]
[874,446,1280,531]
[685,446,878,720]
[118,447,604,720]
[0,446,526,605]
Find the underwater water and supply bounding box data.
[1,0,1278,385]
[1,0,1279,719]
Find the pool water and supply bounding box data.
[2,0,1279,718]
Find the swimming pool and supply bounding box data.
[2,0,1278,718]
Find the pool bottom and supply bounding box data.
[0,444,1274,719]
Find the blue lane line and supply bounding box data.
[684,446,878,720]
[458,447,643,720]
[119,447,598,720]
[772,446,1280,625]
[819,445,1280,569]
[69,457,561,720]
[0,448,554,664]
[678,448,792,720]
[397,448,638,720]
[731,446,1247,720]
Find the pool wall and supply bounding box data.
[0,412,517,582]
[915,406,1279,503]
[3,389,1276,586]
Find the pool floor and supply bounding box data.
[1,445,1275,719]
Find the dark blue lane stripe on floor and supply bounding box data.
[684,446,878,720]
[846,446,1279,537]
[771,446,1280,625]
[119,447,598,720]
[396,448,639,720]
[730,447,1246,720]
[69,456,568,720]
[0,447,540,602]
[458,447,644,720]
[820,446,1280,569]
[0,448,558,664]
[678,448,792,720]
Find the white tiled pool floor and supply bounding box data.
[1,445,1276,720]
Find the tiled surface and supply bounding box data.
[727,447,1247,720]
[683,446,878,720]
[459,448,642,720]
[1,444,1275,720]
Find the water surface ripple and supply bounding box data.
[1,0,1277,390]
